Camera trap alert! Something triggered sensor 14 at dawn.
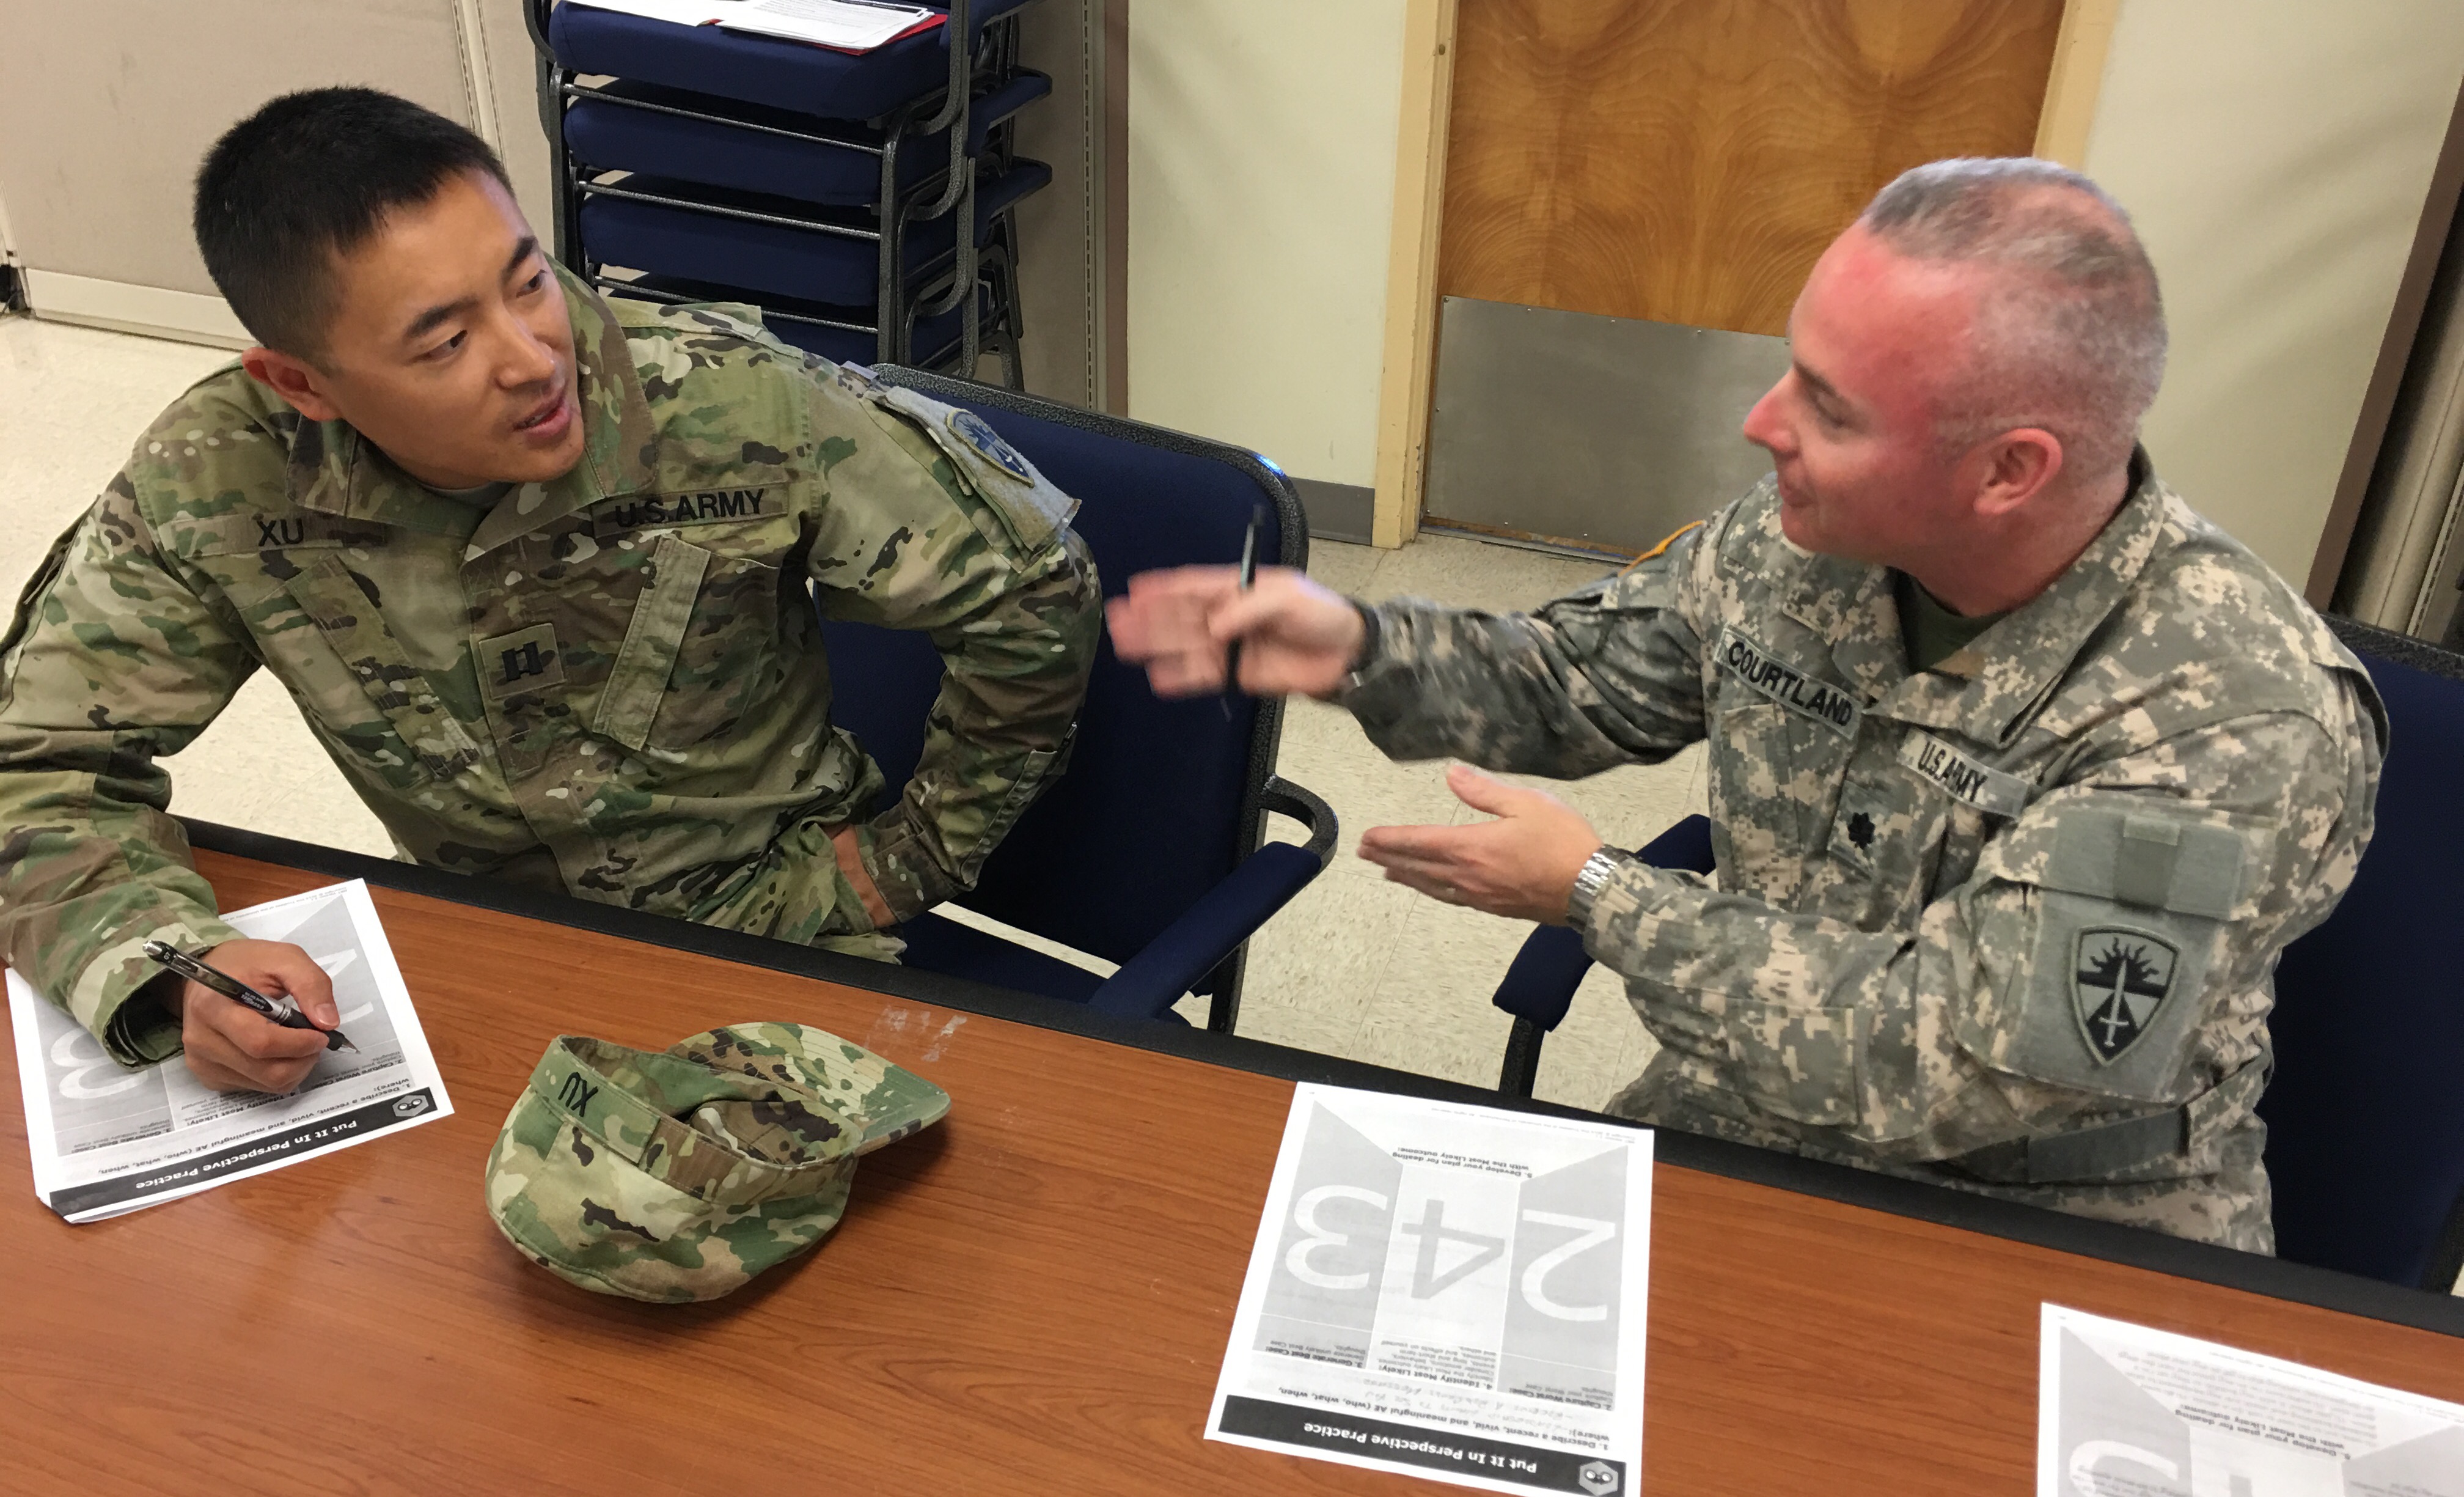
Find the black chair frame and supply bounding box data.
[878,364,1336,1030]
[524,0,1040,381]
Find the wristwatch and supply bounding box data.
[1566,848,1632,930]
[1340,599,1382,693]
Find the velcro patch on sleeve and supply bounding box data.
[2038,807,2251,919]
[871,385,1077,553]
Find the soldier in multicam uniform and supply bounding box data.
[1112,160,2385,1253]
[0,90,1099,1094]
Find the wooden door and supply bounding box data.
[1437,0,2070,337]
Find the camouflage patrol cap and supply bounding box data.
[484,1023,949,1303]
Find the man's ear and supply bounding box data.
[240,346,343,424]
[1971,429,2064,521]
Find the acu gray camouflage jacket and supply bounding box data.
[1342,462,2384,1252]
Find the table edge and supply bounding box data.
[179,817,2464,1341]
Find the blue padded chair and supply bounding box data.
[817,365,1337,1029]
[1489,814,1716,1098]
[2260,616,2464,1291]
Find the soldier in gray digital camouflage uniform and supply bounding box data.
[0,90,1098,1095]
[1111,160,2384,1253]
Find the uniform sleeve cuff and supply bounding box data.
[1577,858,1688,972]
[104,977,185,1066]
[1329,600,1412,715]
[77,913,245,1067]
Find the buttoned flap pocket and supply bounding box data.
[1717,999,1865,1128]
[276,557,480,788]
[863,386,1076,556]
[596,532,780,755]
[1708,631,1861,863]
[1961,808,2265,1105]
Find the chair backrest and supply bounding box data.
[2259,616,2464,1289]
[818,366,1304,974]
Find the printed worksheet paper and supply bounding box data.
[7,880,452,1223]
[2041,1304,2464,1496]
[1208,1083,1651,1497]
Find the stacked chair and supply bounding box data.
[524,0,1049,383]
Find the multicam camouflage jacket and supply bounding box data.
[0,272,1099,1066]
[1341,458,2385,1252]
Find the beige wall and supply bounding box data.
[1124,0,1406,487]
[2083,0,2464,584]
[0,0,551,339]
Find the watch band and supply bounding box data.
[1341,598,1382,691]
[1566,848,1631,930]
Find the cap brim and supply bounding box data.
[675,1023,948,1153]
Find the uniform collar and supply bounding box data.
[285,263,658,557]
[1781,448,2166,745]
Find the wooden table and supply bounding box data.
[5,826,2462,1496]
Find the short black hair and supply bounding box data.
[194,87,512,359]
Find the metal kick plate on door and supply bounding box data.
[1426,296,1791,554]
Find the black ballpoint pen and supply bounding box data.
[141,940,357,1053]
[1222,503,1265,719]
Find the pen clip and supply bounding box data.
[141,940,284,1018]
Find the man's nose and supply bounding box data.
[497,317,559,388]
[1741,381,1788,454]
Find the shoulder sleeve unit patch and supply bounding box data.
[870,385,1078,554]
[1971,806,2258,1103]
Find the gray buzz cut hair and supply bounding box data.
[1860,158,2166,478]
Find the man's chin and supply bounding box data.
[491,427,588,486]
[1775,496,1819,549]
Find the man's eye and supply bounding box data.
[518,268,548,295]
[427,331,468,361]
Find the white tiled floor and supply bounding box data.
[12,312,2451,1293]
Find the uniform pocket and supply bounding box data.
[596,533,780,754]
[1710,699,1843,865]
[276,557,479,787]
[950,734,1067,884]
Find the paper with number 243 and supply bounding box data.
[1208,1083,1651,1497]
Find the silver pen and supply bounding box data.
[1222,503,1265,719]
[141,940,357,1053]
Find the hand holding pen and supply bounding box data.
[141,937,351,1095]
[1107,509,1376,701]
